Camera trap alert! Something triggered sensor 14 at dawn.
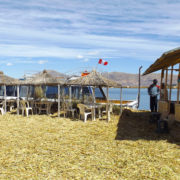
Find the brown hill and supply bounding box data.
[33,70,177,87]
[102,72,178,87]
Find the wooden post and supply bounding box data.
[4,85,6,113]
[106,86,110,122]
[58,84,60,117]
[168,66,173,113]
[69,85,72,103]
[164,69,168,101]
[177,64,180,104]
[137,66,142,109]
[120,86,123,115]
[27,85,30,101]
[92,86,96,121]
[160,69,164,100]
[17,85,19,115]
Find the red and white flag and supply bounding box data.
[98,59,108,65]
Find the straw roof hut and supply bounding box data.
[0,71,19,114]
[143,47,180,75]
[143,47,180,123]
[20,70,65,85]
[0,71,19,85]
[67,70,122,122]
[67,70,121,87]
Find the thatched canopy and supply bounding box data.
[19,70,65,85]
[0,71,19,85]
[67,70,121,87]
[143,47,180,75]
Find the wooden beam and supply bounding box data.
[4,85,6,113]
[168,66,173,113]
[58,84,60,117]
[106,86,110,122]
[160,69,164,100]
[164,69,168,100]
[177,64,180,103]
[92,86,96,121]
[137,66,142,109]
[166,68,180,71]
[120,86,123,115]
[17,85,19,115]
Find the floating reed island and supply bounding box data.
[0,110,179,179]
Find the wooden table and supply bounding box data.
[6,99,16,111]
[34,101,53,115]
[85,104,102,120]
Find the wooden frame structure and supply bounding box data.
[67,70,122,122]
[143,47,180,122]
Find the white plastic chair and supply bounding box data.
[63,101,76,119]
[102,103,113,116]
[0,101,5,115]
[77,104,92,123]
[20,100,33,117]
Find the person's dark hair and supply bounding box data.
[153,79,158,84]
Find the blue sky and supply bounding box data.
[0,0,180,78]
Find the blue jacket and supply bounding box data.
[148,84,160,97]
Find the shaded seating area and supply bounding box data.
[0,69,123,123]
[67,70,122,122]
[0,71,19,114]
[143,47,180,127]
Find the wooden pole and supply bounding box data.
[137,66,142,109]
[69,85,72,103]
[106,86,110,122]
[164,69,168,101]
[168,66,173,113]
[92,86,96,121]
[177,64,180,104]
[4,85,6,113]
[27,85,30,101]
[58,84,60,117]
[17,85,19,115]
[120,86,123,115]
[160,69,164,100]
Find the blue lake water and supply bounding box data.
[108,88,178,110]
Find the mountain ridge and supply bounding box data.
[36,70,177,87]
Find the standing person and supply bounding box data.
[148,79,160,112]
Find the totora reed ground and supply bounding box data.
[0,110,179,179]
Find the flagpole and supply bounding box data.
[96,58,101,70]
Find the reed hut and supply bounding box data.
[143,47,180,123]
[67,70,122,121]
[0,71,19,113]
[18,70,65,116]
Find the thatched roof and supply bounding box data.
[143,47,180,75]
[20,70,65,85]
[0,71,19,85]
[67,70,121,87]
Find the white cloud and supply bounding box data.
[83,58,89,62]
[77,55,84,59]
[87,51,99,56]
[38,60,48,64]
[0,0,180,64]
[6,62,13,66]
